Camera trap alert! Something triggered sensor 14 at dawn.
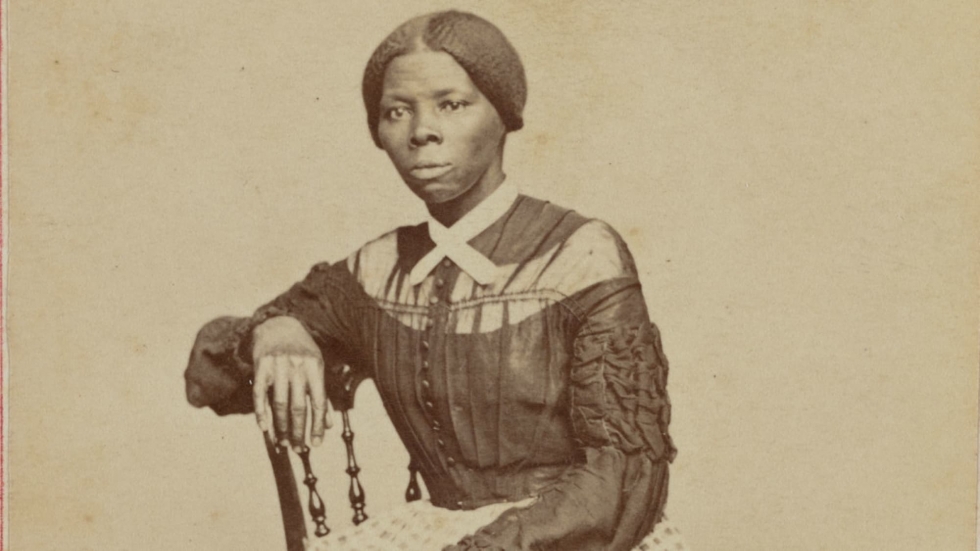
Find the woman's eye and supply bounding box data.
[441,101,467,112]
[385,106,410,121]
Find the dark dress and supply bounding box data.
[185,195,676,551]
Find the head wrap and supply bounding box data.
[362,10,527,148]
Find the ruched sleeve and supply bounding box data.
[444,230,676,551]
[183,261,368,415]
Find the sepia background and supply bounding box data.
[8,0,979,550]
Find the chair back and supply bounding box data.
[264,365,421,550]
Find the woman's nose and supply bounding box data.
[409,112,442,147]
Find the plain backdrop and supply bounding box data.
[8,1,979,550]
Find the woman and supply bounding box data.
[185,10,684,551]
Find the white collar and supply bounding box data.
[408,180,519,287]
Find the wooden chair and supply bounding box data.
[264,364,422,551]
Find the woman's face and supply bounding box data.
[377,50,507,207]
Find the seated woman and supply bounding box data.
[184,10,683,551]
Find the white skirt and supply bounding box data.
[305,498,688,551]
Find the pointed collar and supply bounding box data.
[408,180,519,287]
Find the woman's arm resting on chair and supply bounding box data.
[185,315,332,451]
[185,261,363,449]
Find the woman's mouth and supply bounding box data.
[409,163,453,180]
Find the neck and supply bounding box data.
[427,161,506,227]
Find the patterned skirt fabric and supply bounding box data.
[305,499,688,551]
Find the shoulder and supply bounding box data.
[517,194,637,278]
[345,228,398,276]
[530,217,638,297]
[561,218,639,278]
[342,224,429,299]
[489,195,590,263]
[492,195,639,297]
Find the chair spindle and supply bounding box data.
[405,460,422,502]
[341,410,368,525]
[296,446,330,537]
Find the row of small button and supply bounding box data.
[421,259,458,469]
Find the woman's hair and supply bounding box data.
[362,10,527,148]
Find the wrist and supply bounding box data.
[251,316,321,361]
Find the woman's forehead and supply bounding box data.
[381,50,479,101]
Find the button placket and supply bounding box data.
[423,261,461,472]
[419,275,440,442]
[419,322,435,425]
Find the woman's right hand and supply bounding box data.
[251,316,333,452]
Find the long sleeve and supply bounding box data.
[446,243,676,550]
[183,260,367,415]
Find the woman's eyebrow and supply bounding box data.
[431,88,463,98]
[380,93,413,105]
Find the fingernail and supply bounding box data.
[312,436,322,446]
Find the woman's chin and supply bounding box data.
[408,180,463,205]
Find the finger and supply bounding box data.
[272,355,291,447]
[263,389,275,445]
[288,356,308,451]
[252,356,275,433]
[307,358,328,446]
